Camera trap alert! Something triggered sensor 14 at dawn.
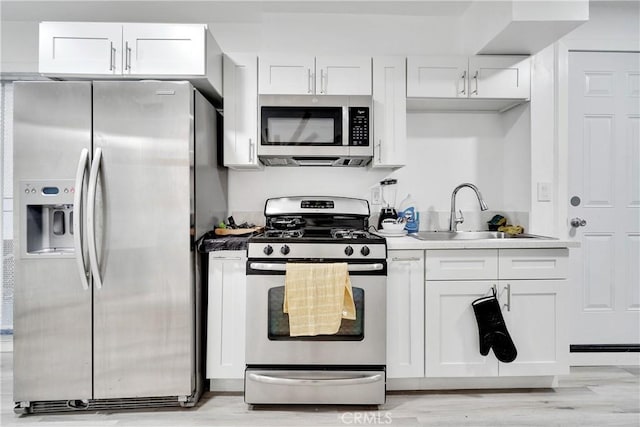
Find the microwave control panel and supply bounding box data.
[348,107,369,146]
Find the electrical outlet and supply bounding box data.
[371,187,382,205]
[537,182,552,202]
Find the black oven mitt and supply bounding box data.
[471,293,517,363]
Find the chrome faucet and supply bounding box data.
[449,183,489,232]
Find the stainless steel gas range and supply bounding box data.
[245,196,387,405]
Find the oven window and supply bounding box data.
[267,286,364,341]
[261,107,342,146]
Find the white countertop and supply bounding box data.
[375,233,580,250]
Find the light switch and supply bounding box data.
[537,182,552,202]
[371,187,382,205]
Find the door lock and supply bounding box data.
[570,217,587,228]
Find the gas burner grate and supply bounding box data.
[263,229,305,239]
[330,229,372,239]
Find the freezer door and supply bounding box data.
[91,81,194,398]
[13,82,93,402]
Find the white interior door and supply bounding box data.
[568,51,640,345]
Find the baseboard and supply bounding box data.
[209,378,244,392]
[387,376,557,391]
[569,352,640,366]
[0,334,13,353]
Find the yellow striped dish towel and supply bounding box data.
[284,263,356,337]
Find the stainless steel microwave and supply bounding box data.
[258,95,373,167]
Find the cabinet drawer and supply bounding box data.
[208,250,247,260]
[499,249,568,280]
[425,249,497,281]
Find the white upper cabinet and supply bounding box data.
[223,53,261,169]
[316,56,372,95]
[407,56,468,98]
[372,56,407,168]
[258,54,315,95]
[258,54,371,95]
[406,55,530,112]
[39,22,222,99]
[122,24,206,76]
[468,56,530,100]
[39,22,123,75]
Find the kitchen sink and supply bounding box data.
[410,231,546,241]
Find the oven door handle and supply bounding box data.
[247,372,383,386]
[249,262,384,272]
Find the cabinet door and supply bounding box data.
[407,56,468,98]
[425,281,499,377]
[316,56,372,95]
[387,251,425,378]
[39,22,122,75]
[498,280,569,376]
[223,53,261,169]
[372,56,407,168]
[468,56,530,99]
[206,253,247,379]
[258,54,315,95]
[123,24,205,76]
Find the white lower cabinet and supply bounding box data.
[386,250,425,378]
[425,281,500,377]
[424,248,569,379]
[206,251,246,379]
[499,280,568,376]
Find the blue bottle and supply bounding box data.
[398,194,419,233]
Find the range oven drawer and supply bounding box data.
[245,368,386,405]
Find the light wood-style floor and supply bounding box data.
[1,339,638,427]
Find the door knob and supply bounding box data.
[570,217,587,228]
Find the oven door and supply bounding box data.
[245,261,386,366]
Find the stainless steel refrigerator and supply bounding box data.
[12,81,227,413]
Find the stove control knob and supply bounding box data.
[263,245,274,256]
[344,245,354,256]
[361,246,370,256]
[280,245,290,255]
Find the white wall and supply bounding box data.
[563,1,640,48]
[229,107,531,231]
[212,13,463,55]
[0,21,39,74]
[0,12,466,75]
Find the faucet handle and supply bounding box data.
[455,209,464,224]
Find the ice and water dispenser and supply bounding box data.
[20,180,76,256]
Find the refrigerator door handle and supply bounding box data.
[87,147,103,289]
[73,148,90,290]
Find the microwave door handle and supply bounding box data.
[307,68,312,94]
[87,147,103,289]
[249,262,384,272]
[73,148,90,291]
